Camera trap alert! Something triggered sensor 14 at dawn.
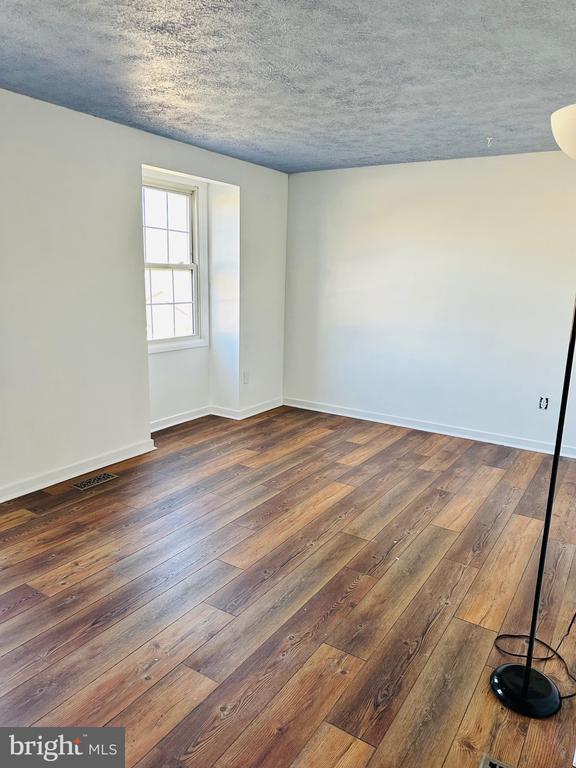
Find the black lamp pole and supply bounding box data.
[490,298,576,718]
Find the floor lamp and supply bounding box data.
[490,103,576,718]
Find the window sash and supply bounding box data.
[142,185,196,266]
[142,183,200,342]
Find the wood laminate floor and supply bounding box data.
[1,407,575,768]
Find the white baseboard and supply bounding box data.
[210,398,284,421]
[2,398,284,503]
[0,438,156,503]
[8,393,566,504]
[151,398,283,430]
[151,406,212,432]
[283,397,576,458]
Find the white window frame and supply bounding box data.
[142,168,209,353]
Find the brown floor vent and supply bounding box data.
[72,472,118,491]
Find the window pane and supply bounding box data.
[146,305,152,339]
[152,305,174,339]
[144,269,151,303]
[174,303,194,337]
[150,269,174,304]
[173,269,193,303]
[144,227,168,263]
[168,192,189,232]
[143,187,167,228]
[168,230,190,264]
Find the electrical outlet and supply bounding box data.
[242,371,249,385]
[539,396,549,410]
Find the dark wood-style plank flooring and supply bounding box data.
[1,407,575,768]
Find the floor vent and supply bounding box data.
[479,757,515,768]
[72,472,118,491]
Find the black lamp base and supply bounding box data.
[490,663,561,718]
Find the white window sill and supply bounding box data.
[148,337,209,354]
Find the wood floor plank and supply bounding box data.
[550,541,576,653]
[37,602,230,727]
[347,484,453,578]
[220,482,354,569]
[0,524,247,698]
[0,518,93,564]
[0,508,38,531]
[487,537,574,668]
[0,409,572,768]
[518,553,576,768]
[110,665,218,768]
[444,478,525,567]
[327,558,476,745]
[432,464,505,531]
[347,429,430,475]
[208,484,374,615]
[241,428,334,469]
[338,451,429,499]
[0,560,238,725]
[90,490,226,537]
[330,525,457,659]
[0,584,46,624]
[434,443,506,494]
[502,447,545,489]
[368,618,495,768]
[0,490,227,596]
[211,644,363,768]
[418,432,454,457]
[443,449,544,569]
[456,514,543,630]
[518,700,576,768]
[0,528,103,596]
[288,722,372,768]
[442,665,528,768]
[469,442,519,470]
[234,469,351,530]
[0,497,126,547]
[132,746,176,768]
[293,730,373,768]
[337,428,408,466]
[0,521,248,664]
[27,494,232,596]
[159,568,375,768]
[0,490,50,514]
[514,455,560,520]
[238,413,338,456]
[214,445,320,500]
[347,422,393,446]
[186,532,367,682]
[344,468,440,540]
[419,436,472,471]
[550,477,576,544]
[329,739,374,768]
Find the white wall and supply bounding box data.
[4,84,575,502]
[209,183,241,414]
[148,347,210,428]
[0,89,287,500]
[285,152,576,454]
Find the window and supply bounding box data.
[141,174,208,351]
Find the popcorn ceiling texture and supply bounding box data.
[0,0,575,172]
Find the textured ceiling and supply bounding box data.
[1,1,575,172]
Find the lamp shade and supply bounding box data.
[551,104,576,159]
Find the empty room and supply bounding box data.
[1,2,576,767]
